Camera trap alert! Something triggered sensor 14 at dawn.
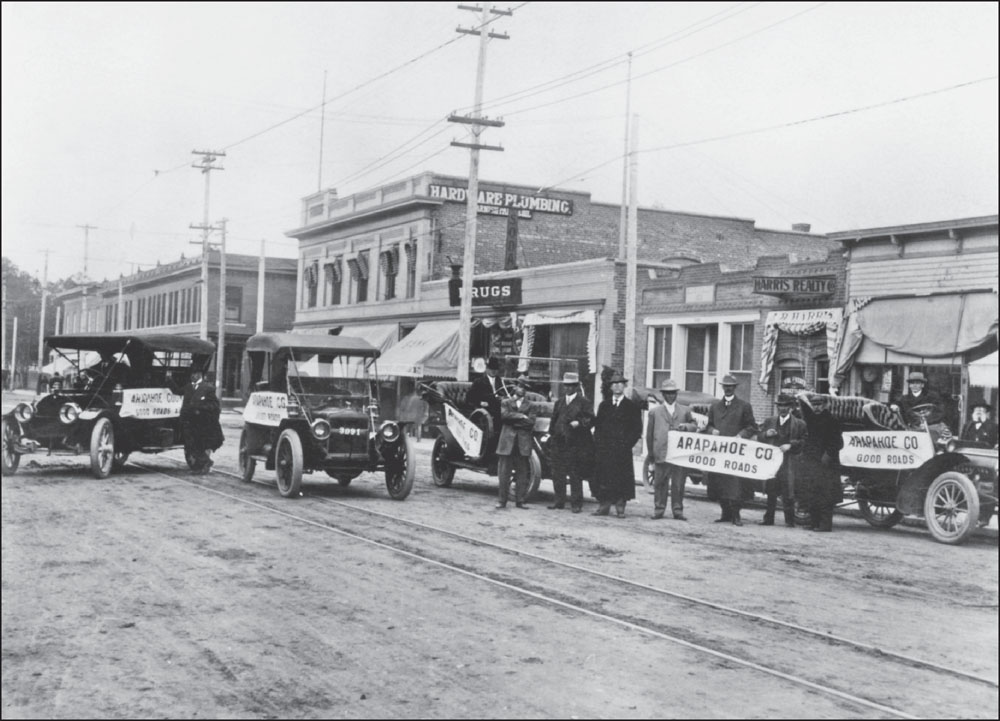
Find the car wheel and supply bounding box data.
[431,436,456,488]
[1,417,21,475]
[924,471,980,545]
[238,429,255,483]
[641,456,655,494]
[385,435,416,500]
[275,429,303,498]
[857,499,904,529]
[526,448,543,500]
[89,418,115,479]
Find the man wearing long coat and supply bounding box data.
[592,372,643,517]
[797,394,844,532]
[704,375,758,526]
[495,375,537,509]
[547,371,595,513]
[172,369,224,474]
[646,378,698,520]
[758,394,807,526]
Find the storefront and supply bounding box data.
[829,216,998,430]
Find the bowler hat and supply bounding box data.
[608,372,627,384]
[907,371,927,383]
[721,374,738,386]
[971,399,991,411]
[515,374,531,387]
[659,379,680,392]
[561,371,580,384]
[486,356,501,371]
[776,393,796,407]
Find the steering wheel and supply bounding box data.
[908,402,943,426]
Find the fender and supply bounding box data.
[897,452,968,515]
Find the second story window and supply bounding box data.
[225,286,242,322]
[325,258,342,306]
[304,260,319,308]
[404,241,417,299]
[348,251,370,303]
[380,246,399,300]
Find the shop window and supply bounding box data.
[777,358,805,393]
[729,323,754,398]
[225,286,242,323]
[685,325,718,394]
[650,326,672,388]
[814,357,830,395]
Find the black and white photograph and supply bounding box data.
[2,2,997,718]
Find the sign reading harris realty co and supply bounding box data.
[429,184,574,217]
[753,275,836,298]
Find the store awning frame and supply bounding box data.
[375,320,460,378]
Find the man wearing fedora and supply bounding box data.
[548,371,595,513]
[645,379,698,520]
[705,374,758,526]
[592,371,643,517]
[891,371,944,424]
[758,393,807,527]
[495,375,538,509]
[962,400,997,447]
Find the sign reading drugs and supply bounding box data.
[666,431,785,481]
[243,392,289,427]
[445,403,485,458]
[840,431,935,469]
[120,388,183,419]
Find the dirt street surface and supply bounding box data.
[3,399,998,719]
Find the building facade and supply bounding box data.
[53,252,297,396]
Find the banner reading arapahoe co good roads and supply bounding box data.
[243,392,289,426]
[445,404,484,458]
[120,388,183,419]
[666,431,784,481]
[840,431,935,469]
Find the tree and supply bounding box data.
[2,256,48,370]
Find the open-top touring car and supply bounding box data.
[2,333,216,478]
[238,333,415,500]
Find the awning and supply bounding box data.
[375,320,460,378]
[969,352,998,388]
[338,323,400,355]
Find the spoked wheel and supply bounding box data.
[526,448,543,500]
[238,429,255,482]
[858,499,904,529]
[89,418,115,479]
[430,436,456,488]
[385,435,416,500]
[2,417,21,475]
[275,429,303,498]
[924,472,980,545]
[641,456,655,494]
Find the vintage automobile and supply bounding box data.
[796,392,997,545]
[238,333,415,500]
[1,333,216,478]
[420,356,582,500]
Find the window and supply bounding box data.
[729,323,754,399]
[405,241,417,299]
[304,260,319,308]
[325,259,342,306]
[225,286,242,322]
[777,358,805,392]
[105,304,115,332]
[348,251,370,303]
[685,325,718,394]
[650,326,672,388]
[380,247,399,300]
[814,357,830,395]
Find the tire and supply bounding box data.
[275,429,303,498]
[385,435,416,500]
[2,417,21,475]
[641,456,655,494]
[430,436,456,488]
[526,448,543,500]
[238,429,255,483]
[924,472,980,545]
[89,418,115,479]
[112,450,130,471]
[858,499,904,529]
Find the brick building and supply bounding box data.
[53,251,297,396]
[287,172,838,410]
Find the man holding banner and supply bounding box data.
[758,394,807,527]
[705,375,758,526]
[646,379,698,520]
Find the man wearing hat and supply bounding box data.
[961,401,997,447]
[547,371,595,513]
[891,371,943,424]
[592,371,644,517]
[757,393,807,527]
[494,375,538,509]
[468,356,504,437]
[645,379,698,520]
[704,374,758,526]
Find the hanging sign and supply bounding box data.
[445,404,485,458]
[753,275,837,298]
[429,184,574,216]
[449,278,522,307]
[120,388,183,419]
[243,392,289,426]
[665,431,785,481]
[840,431,935,469]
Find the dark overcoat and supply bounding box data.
[758,414,807,495]
[593,396,643,502]
[961,418,998,447]
[179,381,224,453]
[550,393,596,479]
[705,396,758,502]
[797,409,844,509]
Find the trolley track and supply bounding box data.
[136,458,998,719]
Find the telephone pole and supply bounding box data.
[77,224,96,331]
[191,150,225,340]
[451,2,509,381]
[37,250,49,367]
[618,52,633,261]
[216,219,228,390]
[623,114,639,385]
[257,239,266,334]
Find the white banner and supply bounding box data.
[243,392,289,427]
[120,388,182,419]
[840,431,935,469]
[445,404,485,458]
[666,431,785,481]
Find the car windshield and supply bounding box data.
[286,350,372,409]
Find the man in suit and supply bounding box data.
[758,393,808,527]
[495,375,537,509]
[646,378,698,521]
[891,371,944,425]
[962,401,998,447]
[592,371,644,518]
[547,371,595,514]
[171,369,224,474]
[467,356,504,435]
[705,374,758,526]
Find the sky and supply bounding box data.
[2,1,997,284]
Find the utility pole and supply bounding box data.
[623,114,639,385]
[54,305,62,336]
[451,2,509,381]
[37,250,49,367]
[11,317,17,389]
[618,52,633,261]
[216,219,228,390]
[2,263,6,374]
[257,239,266,334]
[191,150,225,340]
[318,70,327,192]
[77,224,96,332]
[117,276,125,331]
